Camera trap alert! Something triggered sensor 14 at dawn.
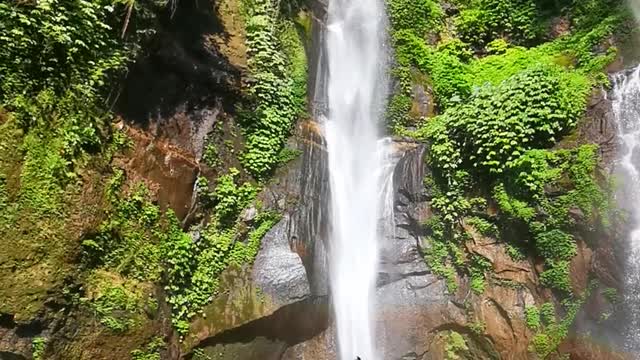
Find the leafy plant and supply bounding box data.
[164,210,281,335]
[82,180,165,282]
[602,287,618,304]
[32,337,45,360]
[131,337,165,360]
[445,331,469,360]
[86,271,153,333]
[387,0,442,38]
[240,0,307,178]
[524,305,541,330]
[454,0,540,48]
[211,168,258,225]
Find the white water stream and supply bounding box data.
[612,66,640,351]
[322,0,391,357]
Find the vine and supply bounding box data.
[240,0,307,179]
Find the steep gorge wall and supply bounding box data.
[0,0,638,359]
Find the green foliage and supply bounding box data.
[507,149,561,198]
[602,287,618,304]
[192,349,214,360]
[444,331,469,360]
[469,321,486,335]
[535,230,576,261]
[529,300,582,358]
[493,184,536,222]
[540,260,571,292]
[423,216,459,293]
[389,0,623,128]
[0,0,166,324]
[524,305,540,330]
[164,211,281,335]
[211,168,258,225]
[86,271,154,333]
[202,141,221,168]
[82,179,165,282]
[131,337,165,360]
[32,337,45,360]
[571,0,621,30]
[540,302,557,326]
[469,255,492,294]
[414,56,606,295]
[417,95,607,298]
[421,67,588,176]
[387,93,414,131]
[387,0,442,37]
[454,0,540,48]
[486,38,509,54]
[393,30,471,109]
[506,243,527,261]
[0,0,124,99]
[276,146,302,165]
[437,39,474,62]
[466,216,497,237]
[241,0,307,178]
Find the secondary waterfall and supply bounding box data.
[322,0,390,356]
[612,66,640,351]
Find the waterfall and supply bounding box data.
[612,66,640,351]
[321,0,391,356]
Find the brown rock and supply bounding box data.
[114,124,199,220]
[548,17,571,39]
[570,240,593,295]
[562,337,631,360]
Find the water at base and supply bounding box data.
[612,66,640,351]
[322,0,390,356]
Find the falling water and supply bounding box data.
[322,0,390,356]
[612,66,640,351]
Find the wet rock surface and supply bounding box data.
[253,215,312,306]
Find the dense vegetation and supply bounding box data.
[0,0,630,357]
[387,0,628,356]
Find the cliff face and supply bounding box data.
[0,0,637,359]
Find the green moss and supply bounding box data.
[82,178,165,282]
[445,331,469,360]
[165,210,281,335]
[86,270,155,334]
[387,93,414,132]
[422,216,459,293]
[32,337,45,360]
[469,321,486,335]
[528,300,582,358]
[131,337,165,360]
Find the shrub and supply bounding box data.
[454,0,539,48]
[534,229,576,261]
[524,305,541,330]
[422,67,588,177]
[211,168,258,225]
[388,0,443,37]
[540,260,571,292]
[241,0,306,178]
